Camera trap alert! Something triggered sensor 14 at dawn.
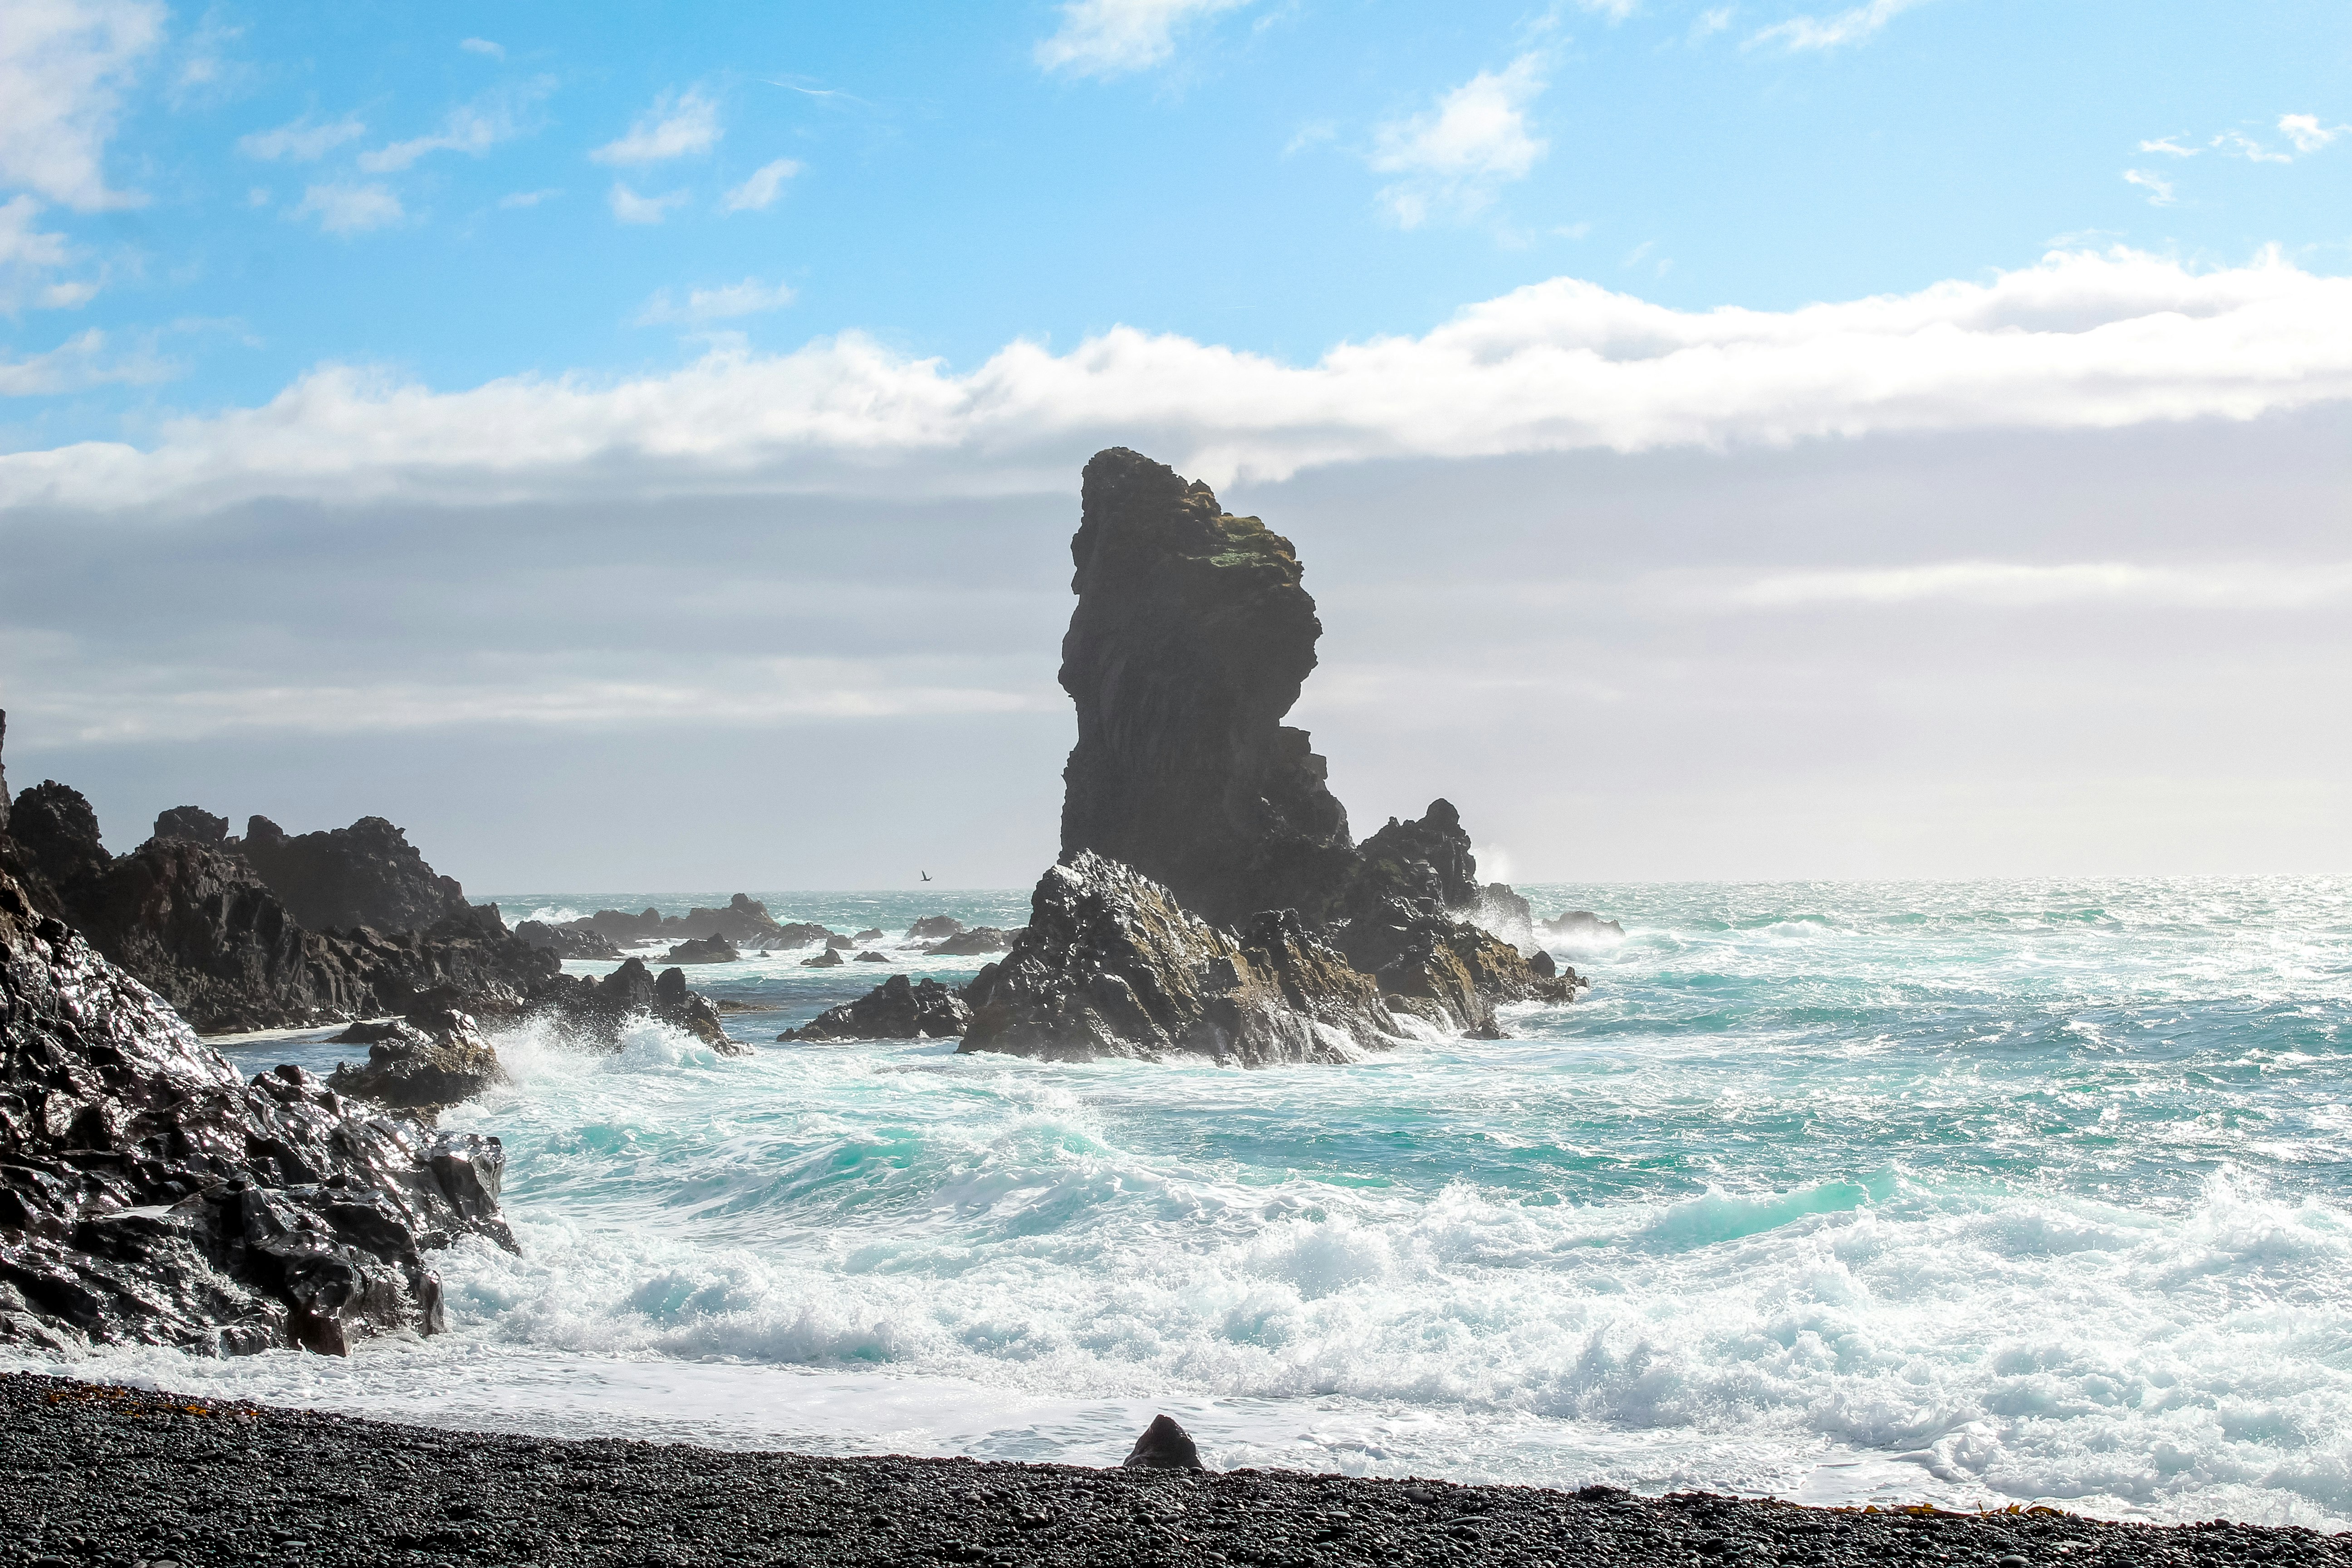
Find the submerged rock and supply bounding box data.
[960,852,1399,1066]
[662,933,739,965]
[784,974,973,1042]
[325,1009,504,1117]
[924,925,1020,955]
[0,826,513,1355]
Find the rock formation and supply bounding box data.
[0,818,512,1354]
[1057,448,1359,928]
[231,813,475,935]
[514,920,624,960]
[802,948,844,969]
[527,959,740,1054]
[854,950,889,962]
[1544,910,1626,941]
[960,853,1401,1065]
[325,1009,504,1117]
[662,934,738,965]
[151,805,230,846]
[559,896,807,948]
[783,975,973,1042]
[925,926,1020,956]
[906,915,963,941]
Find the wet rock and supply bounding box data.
[151,805,230,845]
[801,948,845,969]
[826,934,857,950]
[854,950,890,962]
[1475,882,1539,956]
[662,934,738,965]
[1124,1413,1205,1471]
[234,814,474,936]
[1057,448,1359,928]
[0,834,513,1354]
[784,974,973,1042]
[1335,895,1576,1037]
[853,928,886,943]
[924,925,1021,955]
[1352,800,1480,914]
[960,852,1399,1065]
[527,958,742,1054]
[906,915,964,941]
[514,920,623,960]
[325,1009,503,1117]
[1544,910,1626,941]
[567,906,666,943]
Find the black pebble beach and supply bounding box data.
[3,1374,2345,1568]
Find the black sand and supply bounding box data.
[1,1373,2341,1568]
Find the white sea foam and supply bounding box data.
[10,878,2349,1525]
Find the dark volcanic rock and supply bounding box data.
[960,852,1399,1065]
[1335,894,1576,1037]
[926,925,1020,955]
[1057,448,1358,928]
[784,974,973,1042]
[568,906,666,943]
[1475,880,1539,956]
[802,947,845,968]
[152,804,230,845]
[0,852,512,1354]
[325,1009,504,1117]
[528,958,742,1054]
[235,813,474,935]
[664,893,791,944]
[1352,799,1480,914]
[906,914,964,941]
[853,927,886,942]
[1124,1413,1205,1471]
[662,933,739,965]
[1546,909,1627,941]
[514,919,623,960]
[854,950,889,962]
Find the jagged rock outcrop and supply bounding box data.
[925,926,1020,956]
[560,896,803,947]
[514,920,623,960]
[1335,894,1576,1037]
[0,853,513,1355]
[961,853,1401,1066]
[906,916,963,942]
[1058,449,1360,928]
[1352,800,1481,914]
[662,934,738,965]
[325,1009,503,1117]
[152,806,230,845]
[783,975,973,1042]
[528,958,742,1054]
[234,814,474,936]
[1475,882,1539,957]
[801,948,844,969]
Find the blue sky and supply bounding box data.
[9,0,2350,441]
[2,0,2350,889]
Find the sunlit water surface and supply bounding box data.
[12,879,2352,1527]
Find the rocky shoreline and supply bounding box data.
[2,1373,2337,1568]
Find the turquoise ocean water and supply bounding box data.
[11,878,2351,1526]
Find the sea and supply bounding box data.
[10,877,2351,1528]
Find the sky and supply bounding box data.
[0,0,2348,892]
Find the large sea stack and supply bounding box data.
[1058,448,1360,928]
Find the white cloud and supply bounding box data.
[722,157,801,213]
[591,87,720,165]
[460,37,504,59]
[1713,560,2352,612]
[1369,54,1549,228]
[2136,137,2197,157]
[499,187,560,209]
[635,277,796,325]
[291,181,404,235]
[1690,7,1736,40]
[2122,169,2175,206]
[0,192,99,309]
[608,182,688,225]
[238,113,366,163]
[2213,129,2289,165]
[1747,0,1927,51]
[360,86,545,173]
[2276,114,2347,155]
[8,247,2352,514]
[0,0,164,211]
[1034,0,1254,77]
[0,327,172,395]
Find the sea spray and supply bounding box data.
[12,877,2349,1527]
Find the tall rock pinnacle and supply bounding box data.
[1058,448,1359,927]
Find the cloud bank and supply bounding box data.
[6,247,2350,515]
